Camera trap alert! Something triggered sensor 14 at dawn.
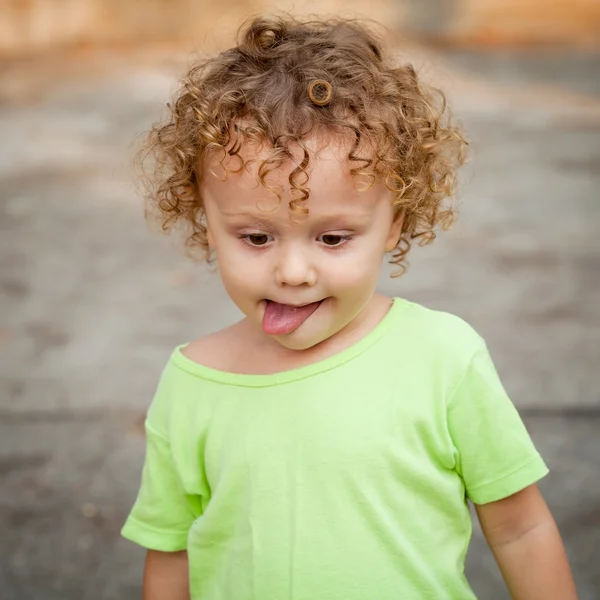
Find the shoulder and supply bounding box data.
[397,299,485,362]
[390,300,501,407]
[179,320,249,372]
[146,321,250,430]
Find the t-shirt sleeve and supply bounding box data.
[121,369,198,551]
[447,343,549,505]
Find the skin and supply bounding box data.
[475,486,577,599]
[185,134,405,373]
[143,135,577,599]
[143,550,189,600]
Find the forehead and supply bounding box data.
[200,134,389,217]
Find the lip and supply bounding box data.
[266,299,324,308]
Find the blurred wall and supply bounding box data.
[0,0,397,55]
[451,0,600,46]
[403,0,600,46]
[0,0,599,56]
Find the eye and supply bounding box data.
[318,234,350,247]
[242,233,273,247]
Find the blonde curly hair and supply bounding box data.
[140,15,468,275]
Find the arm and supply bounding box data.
[475,484,577,600]
[143,549,190,600]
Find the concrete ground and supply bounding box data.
[1,44,599,599]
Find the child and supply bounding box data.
[122,15,577,600]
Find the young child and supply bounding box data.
[122,15,577,600]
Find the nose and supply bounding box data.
[275,245,317,287]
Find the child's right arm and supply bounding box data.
[143,549,190,600]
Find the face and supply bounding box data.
[201,136,403,351]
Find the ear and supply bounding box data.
[207,227,216,250]
[385,208,405,253]
[204,209,217,249]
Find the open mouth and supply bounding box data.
[262,299,324,335]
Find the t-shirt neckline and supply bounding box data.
[171,297,407,388]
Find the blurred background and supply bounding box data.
[1,1,599,598]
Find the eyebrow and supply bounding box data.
[220,212,276,227]
[221,211,370,226]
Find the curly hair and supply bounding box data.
[140,15,468,275]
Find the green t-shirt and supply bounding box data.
[122,298,548,599]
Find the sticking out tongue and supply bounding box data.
[262,300,321,335]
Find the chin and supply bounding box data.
[270,325,331,351]
[272,334,324,351]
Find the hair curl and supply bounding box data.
[139,15,468,275]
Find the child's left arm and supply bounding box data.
[475,484,578,599]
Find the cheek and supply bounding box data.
[324,249,381,288]
[218,249,265,290]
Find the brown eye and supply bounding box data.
[319,234,347,247]
[246,234,271,246]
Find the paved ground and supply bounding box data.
[1,45,599,599]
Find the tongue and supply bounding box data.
[262,301,321,335]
